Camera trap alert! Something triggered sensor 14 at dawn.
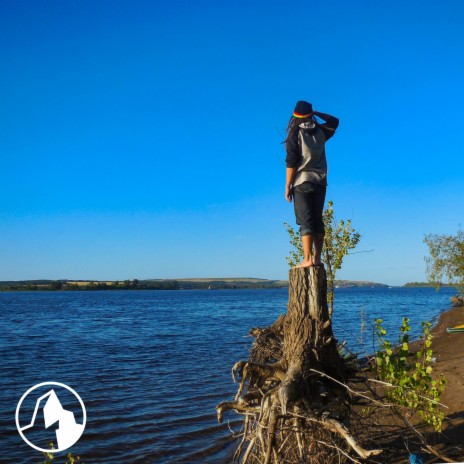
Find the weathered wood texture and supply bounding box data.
[280,266,344,411]
[216,265,387,463]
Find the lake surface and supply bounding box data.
[0,286,456,462]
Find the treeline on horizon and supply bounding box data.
[0,279,288,292]
[2,279,453,292]
[0,279,178,291]
[403,281,455,287]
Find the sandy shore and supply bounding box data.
[358,304,464,462]
[428,304,464,458]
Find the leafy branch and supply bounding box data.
[285,200,361,316]
[375,318,446,431]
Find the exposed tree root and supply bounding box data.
[216,267,454,463]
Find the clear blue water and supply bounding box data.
[0,287,456,462]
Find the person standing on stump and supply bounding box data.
[285,100,339,268]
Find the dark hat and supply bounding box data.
[293,100,313,118]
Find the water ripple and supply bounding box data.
[0,287,455,462]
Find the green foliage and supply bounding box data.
[39,442,83,464]
[0,279,181,291]
[285,201,361,315]
[283,222,304,268]
[40,442,56,463]
[375,318,446,431]
[323,201,361,315]
[424,230,464,294]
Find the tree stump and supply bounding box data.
[217,266,382,463]
[280,267,345,413]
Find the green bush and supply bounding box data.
[375,318,446,431]
[284,200,361,317]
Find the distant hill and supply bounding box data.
[151,278,388,289]
[334,280,388,288]
[141,278,288,289]
[0,277,388,291]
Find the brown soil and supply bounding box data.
[361,305,464,463]
[427,304,464,458]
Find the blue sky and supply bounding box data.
[1,0,463,285]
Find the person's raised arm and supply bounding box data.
[313,110,339,140]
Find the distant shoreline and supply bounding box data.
[0,278,390,292]
[403,281,456,287]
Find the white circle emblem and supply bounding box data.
[15,382,86,452]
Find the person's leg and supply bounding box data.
[313,233,324,265]
[296,233,313,268]
[293,183,315,267]
[312,185,327,266]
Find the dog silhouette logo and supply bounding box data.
[15,382,86,452]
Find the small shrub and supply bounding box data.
[375,318,446,431]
